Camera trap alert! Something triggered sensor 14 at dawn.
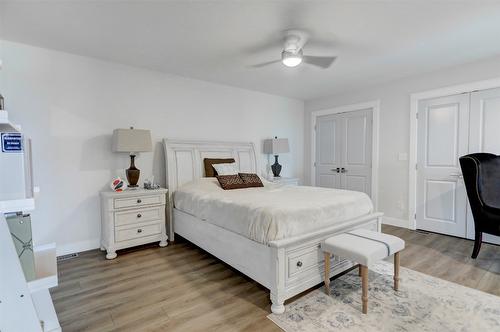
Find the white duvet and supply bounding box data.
[173,178,374,244]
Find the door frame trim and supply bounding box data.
[409,77,500,230]
[311,100,380,210]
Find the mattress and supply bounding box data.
[173,178,374,244]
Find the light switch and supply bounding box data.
[398,152,408,161]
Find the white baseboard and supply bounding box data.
[56,238,100,257]
[382,216,409,229]
[483,233,500,246]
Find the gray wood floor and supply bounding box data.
[384,225,500,296]
[51,225,500,331]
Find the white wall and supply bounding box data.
[305,55,500,227]
[0,41,304,255]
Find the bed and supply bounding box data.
[163,139,383,314]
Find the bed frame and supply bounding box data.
[163,139,383,314]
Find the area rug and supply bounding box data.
[268,262,500,331]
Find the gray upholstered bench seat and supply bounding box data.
[321,229,405,314]
[322,229,405,267]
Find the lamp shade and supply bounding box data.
[112,128,152,153]
[263,137,290,155]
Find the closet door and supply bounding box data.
[315,114,343,189]
[342,109,373,195]
[315,109,373,196]
[467,88,500,243]
[416,94,469,237]
[469,87,500,154]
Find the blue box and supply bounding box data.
[1,133,23,153]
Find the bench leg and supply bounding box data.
[324,252,331,295]
[394,252,400,291]
[361,265,368,314]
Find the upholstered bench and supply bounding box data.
[321,229,405,314]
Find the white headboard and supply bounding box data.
[163,139,258,194]
[162,139,258,241]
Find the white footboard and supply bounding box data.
[268,212,383,314]
[173,208,383,314]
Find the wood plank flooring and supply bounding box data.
[384,225,500,296]
[51,225,500,331]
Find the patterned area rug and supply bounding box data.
[268,262,500,331]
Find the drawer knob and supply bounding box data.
[137,199,142,204]
[296,261,303,267]
[137,229,143,233]
[137,213,142,218]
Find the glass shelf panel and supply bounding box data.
[6,213,36,281]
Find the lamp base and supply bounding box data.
[126,154,140,187]
[271,155,282,177]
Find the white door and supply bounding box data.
[416,94,469,237]
[342,110,373,194]
[315,109,373,196]
[315,113,342,189]
[467,87,500,244]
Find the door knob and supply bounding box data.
[340,168,347,173]
[450,172,463,179]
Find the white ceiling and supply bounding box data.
[1,1,500,100]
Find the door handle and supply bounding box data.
[450,172,463,179]
[331,168,340,173]
[340,168,347,173]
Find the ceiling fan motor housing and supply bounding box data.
[283,29,308,52]
[282,48,303,60]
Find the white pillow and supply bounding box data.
[213,162,238,176]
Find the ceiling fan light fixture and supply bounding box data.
[281,49,303,67]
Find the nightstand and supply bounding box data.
[100,188,168,259]
[268,177,300,186]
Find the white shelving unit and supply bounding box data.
[0,217,61,332]
[0,109,61,331]
[0,198,35,214]
[28,244,58,293]
[30,244,60,332]
[0,111,20,133]
[0,214,42,332]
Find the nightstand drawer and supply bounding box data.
[113,194,164,209]
[115,222,162,242]
[115,207,164,227]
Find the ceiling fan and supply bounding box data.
[251,30,337,69]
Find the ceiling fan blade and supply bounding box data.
[249,59,282,68]
[303,55,337,69]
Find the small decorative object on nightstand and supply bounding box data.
[110,177,127,192]
[100,188,168,259]
[263,136,290,177]
[112,127,152,188]
[268,176,299,186]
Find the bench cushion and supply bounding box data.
[322,229,405,267]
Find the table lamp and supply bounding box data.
[263,137,290,177]
[112,127,152,188]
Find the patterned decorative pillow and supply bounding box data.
[239,173,264,188]
[216,174,247,190]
